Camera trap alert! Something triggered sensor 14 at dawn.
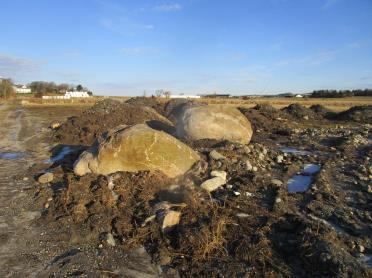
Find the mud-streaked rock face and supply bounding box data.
[73,124,199,178]
[176,105,253,144]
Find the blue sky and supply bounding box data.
[0,0,371,95]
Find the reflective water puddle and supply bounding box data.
[0,152,26,160]
[287,163,321,193]
[280,147,311,155]
[44,146,74,164]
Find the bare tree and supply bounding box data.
[0,79,16,99]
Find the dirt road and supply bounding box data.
[0,104,160,277]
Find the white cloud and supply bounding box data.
[154,3,183,12]
[0,53,41,78]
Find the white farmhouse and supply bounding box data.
[65,91,90,98]
[14,84,31,94]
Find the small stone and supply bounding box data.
[243,145,251,154]
[233,191,240,196]
[106,233,116,246]
[47,197,53,202]
[161,210,181,232]
[200,177,226,192]
[258,153,265,161]
[271,179,283,187]
[244,192,254,197]
[22,177,28,181]
[276,155,284,163]
[209,150,226,160]
[275,197,282,203]
[303,116,309,120]
[44,202,50,209]
[236,213,249,218]
[38,172,54,184]
[210,170,227,181]
[226,184,233,189]
[252,166,258,172]
[245,161,253,171]
[358,245,365,253]
[50,122,61,129]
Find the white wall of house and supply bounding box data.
[65,91,90,98]
[163,94,201,99]
[15,87,31,94]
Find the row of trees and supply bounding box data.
[0,79,16,99]
[29,81,91,96]
[310,89,372,98]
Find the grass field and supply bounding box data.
[8,95,372,112]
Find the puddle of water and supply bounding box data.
[44,146,73,164]
[280,147,311,155]
[287,175,312,193]
[302,164,321,175]
[0,152,25,160]
[360,254,372,268]
[287,164,321,193]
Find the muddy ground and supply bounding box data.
[0,100,371,277]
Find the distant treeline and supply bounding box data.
[28,81,92,97]
[310,89,372,98]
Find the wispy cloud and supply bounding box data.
[275,50,337,67]
[322,0,341,10]
[98,1,155,34]
[120,47,157,56]
[0,53,41,78]
[154,3,183,12]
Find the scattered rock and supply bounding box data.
[209,150,226,160]
[160,210,181,232]
[210,170,227,181]
[50,122,61,129]
[200,177,226,192]
[106,233,116,246]
[245,160,253,171]
[73,124,200,178]
[37,172,54,184]
[276,155,284,163]
[271,179,283,187]
[176,105,253,144]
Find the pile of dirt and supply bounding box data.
[282,103,318,119]
[336,105,372,123]
[54,99,172,145]
[36,135,371,276]
[310,104,335,119]
[125,97,166,116]
[239,104,290,136]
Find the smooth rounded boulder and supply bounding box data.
[176,105,253,144]
[74,124,200,178]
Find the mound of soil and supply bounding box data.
[125,97,166,116]
[36,137,371,277]
[54,99,172,145]
[282,103,318,119]
[336,105,372,123]
[310,104,335,119]
[239,104,290,136]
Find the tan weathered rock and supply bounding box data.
[161,210,181,232]
[73,124,199,178]
[38,172,54,184]
[176,105,253,144]
[200,176,226,192]
[210,170,227,181]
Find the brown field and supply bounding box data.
[14,96,372,112]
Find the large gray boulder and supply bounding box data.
[74,124,200,178]
[176,105,253,144]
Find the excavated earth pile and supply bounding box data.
[32,101,371,277]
